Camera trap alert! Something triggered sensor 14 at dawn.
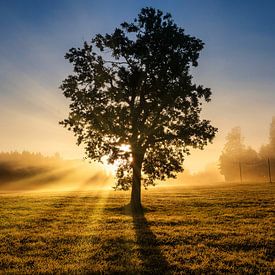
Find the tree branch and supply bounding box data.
[103,59,128,65]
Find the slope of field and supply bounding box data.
[0,183,274,273]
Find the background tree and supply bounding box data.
[259,117,275,181]
[219,127,245,182]
[60,7,217,211]
[219,127,262,182]
[259,116,275,159]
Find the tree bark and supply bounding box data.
[130,151,143,212]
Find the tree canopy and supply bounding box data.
[60,7,217,209]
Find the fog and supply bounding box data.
[0,152,112,192]
[0,151,224,192]
[1,116,274,194]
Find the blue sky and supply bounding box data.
[0,0,275,172]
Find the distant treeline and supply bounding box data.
[0,151,61,165]
[0,151,111,191]
[220,117,275,182]
[0,151,63,184]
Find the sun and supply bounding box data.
[119,144,131,153]
[102,144,131,175]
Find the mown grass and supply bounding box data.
[0,182,274,274]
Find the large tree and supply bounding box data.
[60,7,217,211]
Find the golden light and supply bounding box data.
[103,144,131,175]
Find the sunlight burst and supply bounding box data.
[103,144,131,175]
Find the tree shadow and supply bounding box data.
[104,205,170,272]
[131,208,170,274]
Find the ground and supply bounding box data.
[0,182,274,274]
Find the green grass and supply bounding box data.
[0,183,274,274]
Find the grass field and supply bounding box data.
[0,182,274,274]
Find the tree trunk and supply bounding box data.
[130,151,143,212]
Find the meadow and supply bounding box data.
[0,182,274,274]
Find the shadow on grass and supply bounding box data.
[132,209,170,273]
[106,205,170,273]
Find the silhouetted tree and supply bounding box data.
[60,7,217,211]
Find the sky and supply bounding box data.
[0,0,275,173]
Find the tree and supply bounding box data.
[260,116,275,159]
[219,127,245,181]
[219,127,262,182]
[60,7,217,211]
